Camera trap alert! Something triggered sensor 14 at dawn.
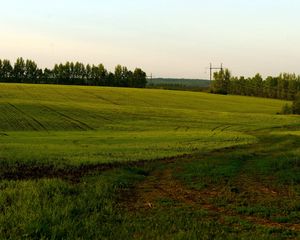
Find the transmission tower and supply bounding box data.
[209,63,223,83]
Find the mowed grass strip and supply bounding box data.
[0,130,255,168]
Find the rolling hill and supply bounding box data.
[1,83,300,239]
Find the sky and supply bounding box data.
[1,0,300,79]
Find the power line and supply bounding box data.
[147,73,153,80]
[209,63,223,83]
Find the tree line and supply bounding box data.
[211,69,300,114]
[0,58,147,88]
[211,69,300,101]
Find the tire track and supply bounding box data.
[7,103,48,131]
[80,89,121,106]
[212,125,231,132]
[123,162,300,232]
[0,153,186,182]
[0,145,244,182]
[42,105,94,131]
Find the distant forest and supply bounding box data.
[212,69,300,101]
[0,58,147,88]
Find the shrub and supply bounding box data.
[281,104,293,115]
[293,93,300,114]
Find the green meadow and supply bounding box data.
[1,83,300,239]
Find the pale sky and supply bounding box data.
[1,0,300,79]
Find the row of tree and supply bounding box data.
[212,69,300,100]
[0,58,147,88]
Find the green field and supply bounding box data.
[147,78,210,90]
[1,83,300,239]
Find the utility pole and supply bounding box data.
[147,73,153,80]
[209,63,223,83]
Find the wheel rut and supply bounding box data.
[123,156,300,232]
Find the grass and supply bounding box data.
[0,130,254,169]
[0,83,297,168]
[1,83,300,239]
[177,133,300,226]
[2,168,297,240]
[0,169,146,239]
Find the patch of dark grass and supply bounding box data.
[175,132,300,229]
[0,168,146,240]
[263,227,298,239]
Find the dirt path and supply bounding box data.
[0,145,240,182]
[124,163,300,232]
[0,154,186,182]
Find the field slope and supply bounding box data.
[1,83,300,239]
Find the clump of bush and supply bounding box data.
[281,104,293,115]
[293,93,300,114]
[281,93,300,115]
